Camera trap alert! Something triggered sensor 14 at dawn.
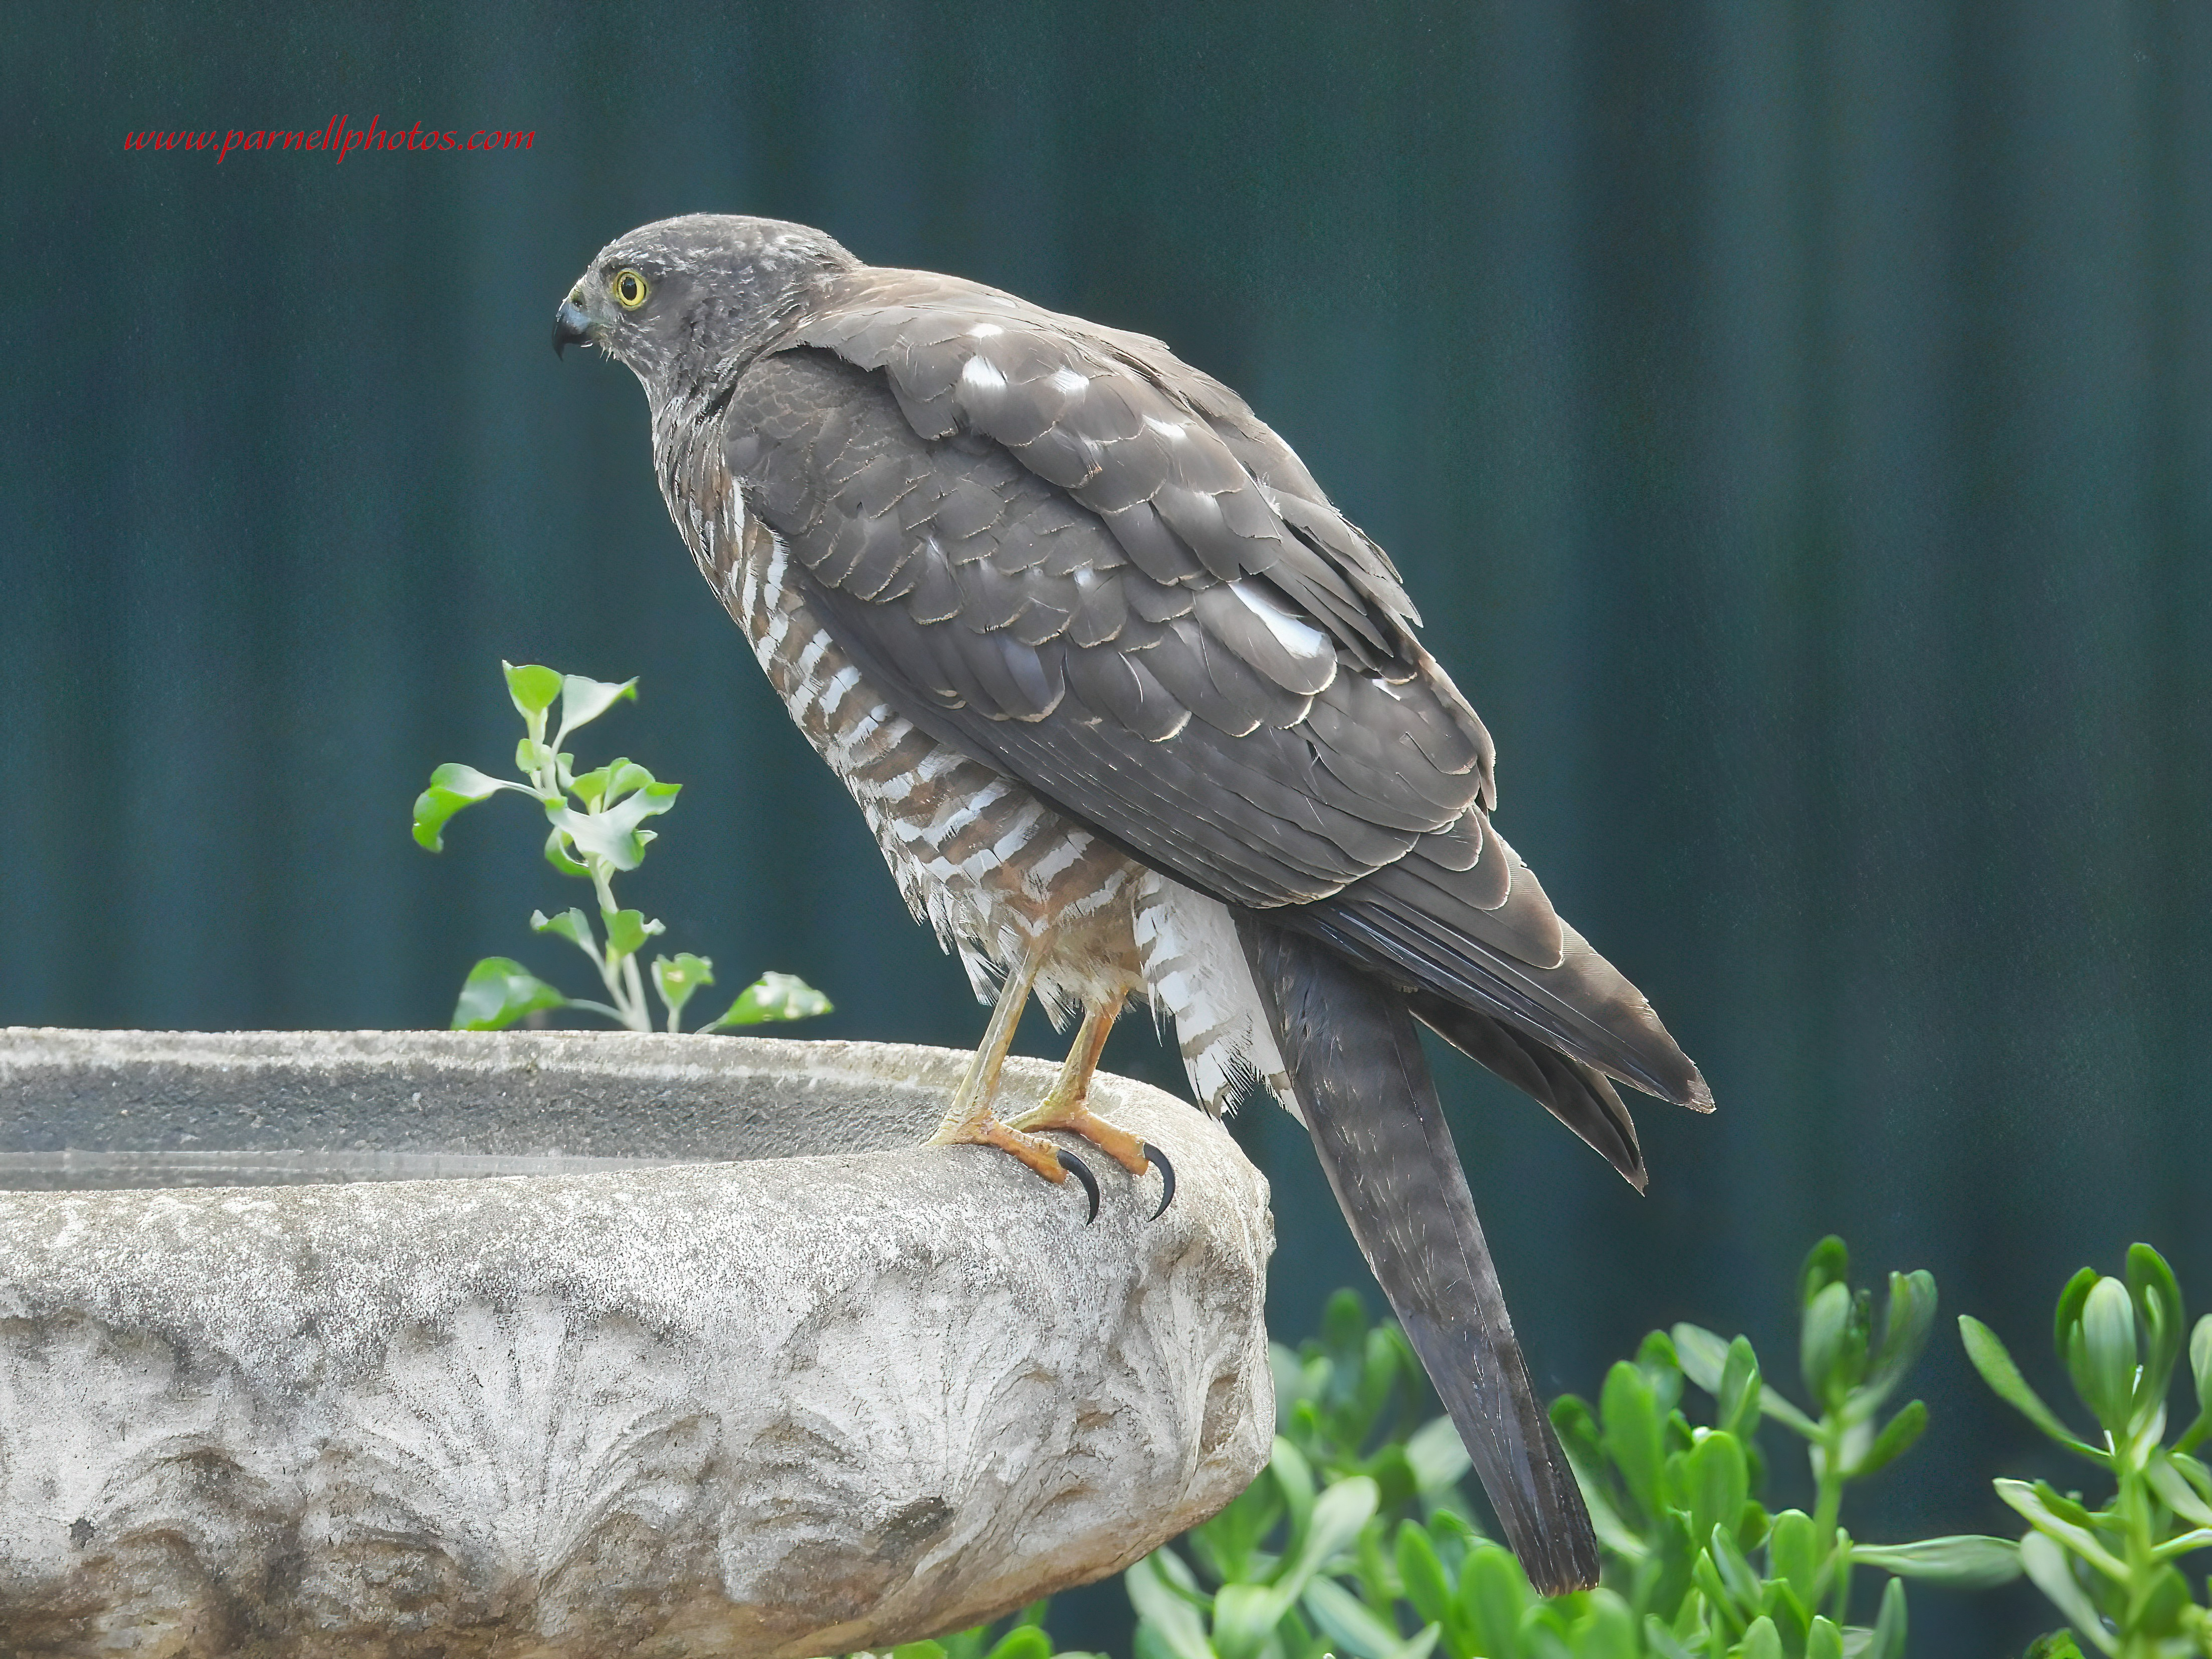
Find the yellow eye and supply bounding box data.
[613,269,649,310]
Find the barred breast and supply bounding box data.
[659,416,1143,1023]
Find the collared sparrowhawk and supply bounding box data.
[554,215,1713,1595]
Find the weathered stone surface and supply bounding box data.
[0,1029,1275,1657]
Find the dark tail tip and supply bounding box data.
[1238,913,1601,1593]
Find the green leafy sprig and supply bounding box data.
[1962,1245,2212,1657]
[1120,1244,2008,1659]
[1638,1236,2020,1655]
[413,662,831,1034]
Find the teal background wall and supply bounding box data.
[6,6,2209,1651]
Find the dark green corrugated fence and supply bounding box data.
[5,6,2208,1651]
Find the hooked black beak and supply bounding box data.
[552,293,593,357]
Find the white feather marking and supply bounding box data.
[1023,829,1088,888]
[967,323,1004,339]
[933,776,1010,838]
[988,799,1048,861]
[844,705,891,749]
[1230,579,1334,663]
[961,355,1009,394]
[1143,414,1188,441]
[914,747,970,783]
[816,662,862,721]
[1051,366,1089,396]
[1132,871,1296,1120]
[792,632,832,684]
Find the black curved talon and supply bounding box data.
[1056,1147,1102,1224]
[1142,1142,1177,1219]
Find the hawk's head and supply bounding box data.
[554,214,857,404]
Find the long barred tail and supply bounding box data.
[1237,914,1601,1597]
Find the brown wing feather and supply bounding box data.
[792,269,1421,668]
[723,347,1494,905]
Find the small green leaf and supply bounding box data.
[2022,1632,2091,1659]
[1737,1614,1783,1659]
[1863,1270,1938,1407]
[1995,1480,2128,1581]
[1641,1615,1697,1659]
[704,971,833,1027]
[1643,1510,1696,1626]
[1637,1329,1685,1412]
[2018,1531,2117,1655]
[2147,1454,2212,1527]
[2126,1245,2185,1411]
[1395,1523,1453,1631]
[1759,1581,1811,1651]
[2189,1313,2212,1423]
[1716,1335,1762,1439]
[514,736,557,779]
[980,1627,1053,1659]
[1455,1544,1528,1659]
[2139,1563,2195,1633]
[2151,1525,2212,1560]
[601,908,665,962]
[542,824,591,878]
[1709,1519,1763,1610]
[1801,1236,1851,1307]
[1566,1592,1636,1659]
[1271,1435,1316,1544]
[1850,1399,1928,1479]
[2055,1267,2100,1365]
[1805,1614,1844,1659]
[1685,1431,1749,1554]
[2175,1450,2212,1507]
[1125,1554,1215,1659]
[1301,1577,1419,1659]
[2029,1479,2100,1532]
[1736,1498,1771,1556]
[449,957,566,1031]
[1693,1549,1743,1634]
[1601,1361,1664,1524]
[568,764,613,808]
[2071,1278,2139,1435]
[1671,1322,1727,1392]
[530,907,593,950]
[1959,1317,2107,1463]
[653,952,714,1027]
[411,763,521,851]
[503,661,563,720]
[1766,1509,1820,1608]
[1865,1576,1908,1659]
[1850,1535,2023,1589]
[554,673,638,741]
[1801,1280,1854,1407]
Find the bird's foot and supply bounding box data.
[1007,1098,1176,1219]
[929,1114,1105,1221]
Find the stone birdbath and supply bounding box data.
[0,1028,1275,1658]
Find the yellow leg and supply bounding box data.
[927,950,1072,1185]
[1008,994,1152,1176]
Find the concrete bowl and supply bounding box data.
[0,1028,1274,1658]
